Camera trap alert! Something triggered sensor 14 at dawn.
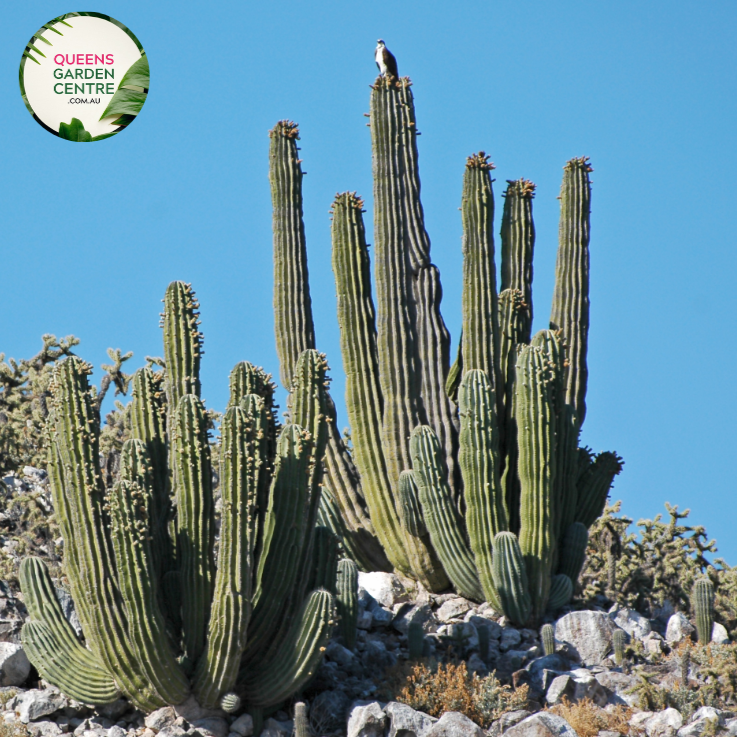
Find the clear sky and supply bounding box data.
[3,3,736,562]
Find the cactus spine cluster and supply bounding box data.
[692,577,715,644]
[268,67,622,626]
[21,281,337,713]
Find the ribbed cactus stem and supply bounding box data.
[193,404,262,708]
[547,574,573,611]
[576,451,624,527]
[461,153,500,392]
[397,471,426,538]
[516,345,557,623]
[47,357,166,710]
[269,120,315,387]
[550,157,592,429]
[331,191,444,588]
[558,523,588,583]
[109,472,189,704]
[458,369,505,611]
[309,527,340,594]
[491,532,531,626]
[163,281,203,412]
[294,702,310,737]
[612,629,626,665]
[410,425,483,602]
[20,557,120,705]
[336,558,358,651]
[241,589,335,707]
[693,578,715,644]
[541,623,555,656]
[243,424,313,661]
[174,394,216,665]
[408,621,424,660]
[130,368,172,583]
[500,179,535,324]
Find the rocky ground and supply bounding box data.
[2,468,736,737]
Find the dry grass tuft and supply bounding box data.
[549,697,632,737]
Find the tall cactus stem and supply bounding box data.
[541,623,555,656]
[336,559,358,651]
[692,578,715,644]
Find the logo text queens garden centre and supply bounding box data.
[19,13,149,142]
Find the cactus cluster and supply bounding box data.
[269,73,622,625]
[20,281,337,713]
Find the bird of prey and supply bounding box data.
[375,39,398,78]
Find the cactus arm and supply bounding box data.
[458,370,505,610]
[174,394,216,665]
[392,78,460,500]
[269,121,316,388]
[515,345,557,623]
[193,404,262,708]
[20,558,120,704]
[242,424,312,660]
[241,589,335,708]
[130,368,173,585]
[500,179,535,327]
[550,158,592,429]
[331,191,444,587]
[22,621,121,705]
[547,574,573,610]
[491,532,531,626]
[461,154,501,399]
[575,451,623,527]
[557,522,588,583]
[47,357,165,710]
[163,281,203,410]
[397,470,426,538]
[109,471,190,704]
[692,578,715,644]
[317,489,374,572]
[336,559,358,651]
[410,425,483,601]
[308,527,340,593]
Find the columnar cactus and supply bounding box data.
[612,629,626,665]
[336,558,358,650]
[692,577,715,644]
[541,624,555,656]
[267,66,622,627]
[21,282,337,714]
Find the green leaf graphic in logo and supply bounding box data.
[59,117,92,141]
[22,15,73,66]
[100,55,149,123]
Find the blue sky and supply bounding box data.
[3,3,736,562]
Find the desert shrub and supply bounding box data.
[394,662,528,727]
[580,501,736,629]
[549,697,632,737]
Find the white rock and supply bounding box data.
[436,623,478,650]
[424,712,483,737]
[595,670,639,706]
[385,702,436,737]
[545,669,607,707]
[357,573,404,608]
[357,609,373,629]
[465,615,502,639]
[145,707,176,732]
[436,598,473,623]
[108,727,127,737]
[642,631,665,656]
[643,708,683,737]
[665,613,695,644]
[501,712,578,737]
[690,706,723,724]
[229,715,253,737]
[191,718,230,737]
[677,707,723,737]
[347,702,387,737]
[11,688,67,723]
[393,604,435,635]
[711,622,729,644]
[554,611,617,665]
[371,607,394,627]
[608,605,652,639]
[27,721,63,737]
[0,642,31,686]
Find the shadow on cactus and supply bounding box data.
[20,281,337,714]
[268,70,624,626]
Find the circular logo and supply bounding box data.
[19,13,149,142]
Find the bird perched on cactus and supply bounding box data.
[375,39,398,77]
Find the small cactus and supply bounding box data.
[477,623,490,662]
[220,693,241,714]
[612,629,626,665]
[541,624,555,656]
[693,577,715,644]
[336,559,358,650]
[294,702,310,737]
[408,621,424,660]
